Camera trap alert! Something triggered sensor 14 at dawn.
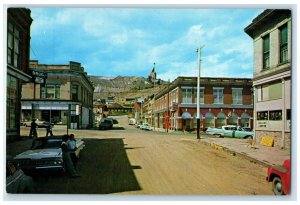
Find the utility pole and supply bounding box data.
[152,62,156,130]
[197,46,204,141]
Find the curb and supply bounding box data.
[200,140,272,168]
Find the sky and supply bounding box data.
[28,7,263,81]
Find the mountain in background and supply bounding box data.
[89,75,167,103]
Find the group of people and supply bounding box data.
[61,134,80,178]
[28,119,80,178]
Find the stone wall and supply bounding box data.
[255,130,291,151]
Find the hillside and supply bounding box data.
[89,75,166,103]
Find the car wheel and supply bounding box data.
[244,135,253,139]
[272,177,284,195]
[214,134,221,138]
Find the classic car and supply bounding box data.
[206,125,253,139]
[140,123,152,131]
[13,136,85,174]
[22,119,53,128]
[266,159,291,195]
[6,155,34,193]
[99,118,113,130]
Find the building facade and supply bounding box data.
[6,8,33,141]
[153,77,253,131]
[244,9,292,150]
[21,60,94,129]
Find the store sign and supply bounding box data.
[257,121,267,128]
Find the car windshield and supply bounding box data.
[32,138,62,149]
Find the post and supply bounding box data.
[197,46,204,141]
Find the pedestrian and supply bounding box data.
[61,135,80,178]
[45,123,53,137]
[67,134,78,168]
[29,119,38,138]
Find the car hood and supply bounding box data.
[14,148,62,160]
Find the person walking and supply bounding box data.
[45,123,53,137]
[67,134,78,168]
[61,135,80,178]
[29,119,38,138]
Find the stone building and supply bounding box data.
[244,9,292,149]
[21,60,94,129]
[153,77,253,131]
[6,8,33,141]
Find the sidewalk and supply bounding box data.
[152,128,290,167]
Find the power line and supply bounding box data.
[30,46,38,59]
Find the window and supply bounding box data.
[286,109,291,120]
[269,110,282,121]
[256,81,282,102]
[279,24,288,63]
[7,75,18,129]
[205,112,215,127]
[216,112,226,127]
[41,85,60,99]
[257,111,268,120]
[72,84,79,100]
[194,87,204,104]
[232,88,243,105]
[263,34,270,70]
[213,87,223,104]
[7,22,21,68]
[182,87,192,103]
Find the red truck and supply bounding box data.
[266,159,291,195]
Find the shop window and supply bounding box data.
[257,111,268,120]
[269,110,282,121]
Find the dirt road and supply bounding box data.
[12,115,273,195]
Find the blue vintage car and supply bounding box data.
[206,125,253,139]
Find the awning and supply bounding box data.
[182,112,192,119]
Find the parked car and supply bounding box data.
[140,123,152,131]
[128,118,136,125]
[99,118,113,130]
[23,119,53,128]
[6,156,34,193]
[206,125,253,139]
[13,136,85,175]
[266,159,291,195]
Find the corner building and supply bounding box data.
[6,8,33,141]
[244,9,292,149]
[21,60,94,129]
[153,77,253,131]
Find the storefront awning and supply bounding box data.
[182,112,192,119]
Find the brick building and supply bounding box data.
[153,77,253,131]
[21,60,94,129]
[6,8,33,141]
[244,9,292,149]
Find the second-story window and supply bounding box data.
[279,24,288,63]
[194,87,204,104]
[182,87,192,104]
[41,85,60,99]
[263,34,270,70]
[213,87,223,104]
[232,88,243,105]
[72,84,79,100]
[7,22,21,68]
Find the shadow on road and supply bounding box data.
[31,138,142,194]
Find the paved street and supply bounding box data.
[11,115,273,195]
